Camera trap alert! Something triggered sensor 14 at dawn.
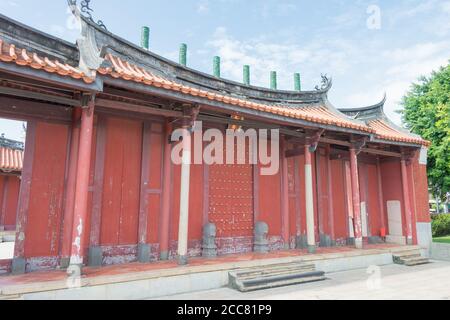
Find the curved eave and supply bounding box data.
[339,95,430,147]
[100,74,373,136]
[80,15,331,104]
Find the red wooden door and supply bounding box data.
[208,140,254,238]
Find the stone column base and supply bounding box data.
[138,243,151,263]
[88,246,103,267]
[11,257,26,275]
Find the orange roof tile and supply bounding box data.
[368,120,430,147]
[0,38,94,84]
[0,147,23,172]
[98,54,374,133]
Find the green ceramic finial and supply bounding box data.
[141,26,150,50]
[213,56,221,78]
[179,43,187,66]
[294,73,301,91]
[270,71,277,90]
[243,65,250,85]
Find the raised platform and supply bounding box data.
[0,244,422,300]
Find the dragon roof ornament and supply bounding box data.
[67,0,107,30]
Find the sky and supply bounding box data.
[0,0,449,142]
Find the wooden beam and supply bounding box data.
[95,98,182,117]
[361,148,401,158]
[0,85,81,106]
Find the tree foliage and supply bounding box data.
[401,62,450,199]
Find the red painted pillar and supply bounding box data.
[326,145,335,244]
[349,148,363,249]
[281,136,290,249]
[376,158,386,236]
[401,159,413,245]
[60,107,81,268]
[69,99,95,267]
[159,120,173,260]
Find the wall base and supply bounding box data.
[386,235,406,245]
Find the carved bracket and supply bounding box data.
[351,136,369,155]
[306,129,325,153]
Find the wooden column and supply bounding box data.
[137,122,152,263]
[69,97,95,267]
[60,107,81,268]
[177,118,192,265]
[349,147,363,249]
[401,158,413,245]
[326,145,335,244]
[11,121,36,274]
[376,158,386,236]
[281,136,290,249]
[160,121,173,260]
[304,144,316,253]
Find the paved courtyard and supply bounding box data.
[155,261,450,300]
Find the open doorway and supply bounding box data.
[0,118,26,260]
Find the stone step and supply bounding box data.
[233,271,326,292]
[233,263,315,279]
[229,263,326,292]
[403,257,430,267]
[235,266,316,281]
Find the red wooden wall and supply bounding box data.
[23,121,68,263]
[0,175,20,230]
[330,159,348,242]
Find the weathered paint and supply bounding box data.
[331,159,348,242]
[401,159,413,244]
[60,107,81,263]
[349,148,363,248]
[160,121,173,259]
[69,103,95,266]
[280,136,290,248]
[99,117,142,247]
[0,175,20,230]
[304,144,316,252]
[21,121,68,259]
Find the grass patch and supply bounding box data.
[433,236,450,244]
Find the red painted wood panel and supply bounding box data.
[259,166,281,237]
[287,157,297,237]
[367,164,382,236]
[413,160,430,223]
[0,176,4,225]
[297,155,307,236]
[170,143,204,242]
[24,122,68,258]
[100,117,142,246]
[331,160,347,240]
[146,126,163,244]
[380,161,404,236]
[317,148,329,236]
[3,176,20,228]
[209,156,253,238]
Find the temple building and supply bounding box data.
[0,8,432,275]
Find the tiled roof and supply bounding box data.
[97,54,373,133]
[368,120,430,147]
[0,147,23,172]
[0,38,94,84]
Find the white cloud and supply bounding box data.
[197,0,209,14]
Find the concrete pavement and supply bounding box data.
[154,261,450,300]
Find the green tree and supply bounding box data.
[401,62,450,201]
